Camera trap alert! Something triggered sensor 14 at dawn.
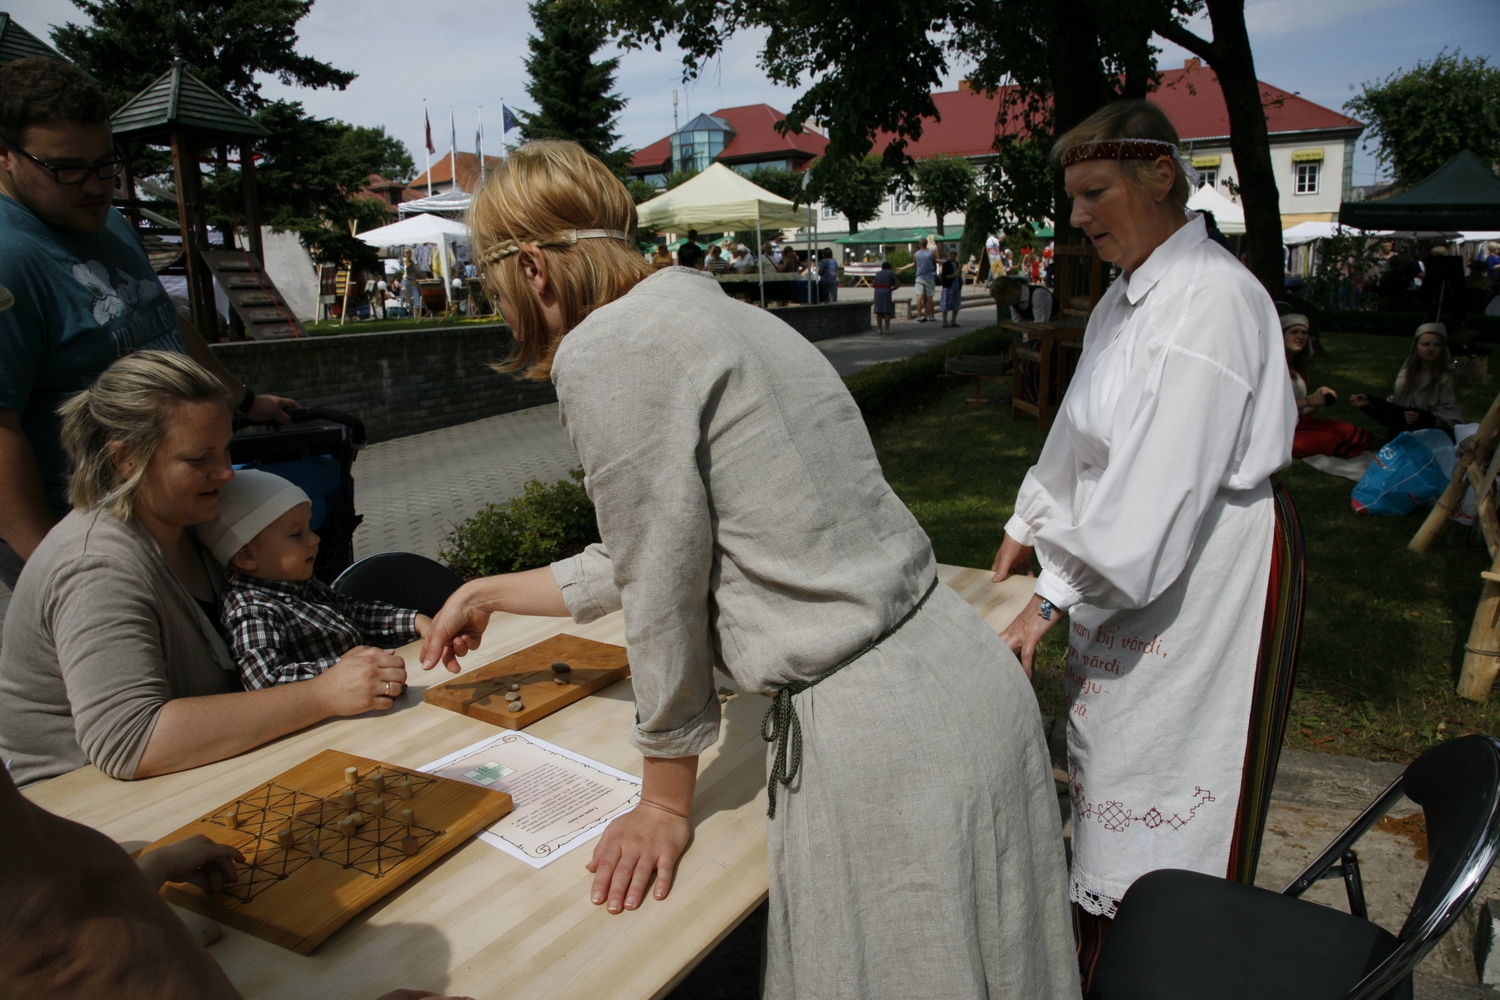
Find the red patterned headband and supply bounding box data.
[1060,138,1201,186]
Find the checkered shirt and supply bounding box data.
[221,574,420,690]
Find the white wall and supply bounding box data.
[1184,134,1354,221]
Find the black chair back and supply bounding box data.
[332,552,464,619]
[1397,735,1500,942]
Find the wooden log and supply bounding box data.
[1459,579,1500,700]
[1413,390,1500,552]
[1473,462,1500,558]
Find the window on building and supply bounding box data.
[821,204,841,220]
[1197,168,1217,189]
[1295,161,1320,195]
[891,188,913,214]
[669,114,734,175]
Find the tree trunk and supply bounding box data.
[1046,0,1109,242]
[1160,0,1284,299]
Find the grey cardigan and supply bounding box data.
[0,508,236,786]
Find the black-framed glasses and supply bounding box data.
[2,140,125,184]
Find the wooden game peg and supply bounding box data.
[370,798,386,819]
[207,868,225,894]
[344,766,359,786]
[370,771,385,793]
[400,808,414,828]
[276,827,294,849]
[303,833,321,859]
[342,788,358,812]
[395,778,413,800]
[224,809,240,831]
[338,815,356,839]
[402,835,419,857]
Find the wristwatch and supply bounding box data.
[1038,599,1055,621]
[238,384,256,414]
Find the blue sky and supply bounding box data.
[7,0,1498,185]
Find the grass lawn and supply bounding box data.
[870,328,1499,763]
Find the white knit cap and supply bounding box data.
[199,469,310,567]
[1280,313,1311,332]
[1415,322,1447,338]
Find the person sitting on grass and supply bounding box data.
[1281,313,1373,460]
[203,470,430,691]
[871,258,899,334]
[1350,322,1463,441]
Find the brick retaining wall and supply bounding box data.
[210,302,867,442]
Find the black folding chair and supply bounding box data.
[331,552,464,619]
[1094,734,1500,1000]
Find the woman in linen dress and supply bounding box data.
[989,102,1297,984]
[420,141,1079,999]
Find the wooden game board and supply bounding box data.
[424,633,631,729]
[145,749,512,954]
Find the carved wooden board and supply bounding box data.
[424,633,631,730]
[145,749,512,954]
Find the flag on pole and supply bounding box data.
[476,106,485,184]
[502,105,521,133]
[449,106,457,191]
[424,106,435,154]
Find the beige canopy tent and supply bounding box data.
[1186,183,1245,235]
[635,163,807,307]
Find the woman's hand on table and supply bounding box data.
[588,755,698,914]
[312,646,408,714]
[991,535,1035,583]
[999,593,1062,680]
[135,833,244,891]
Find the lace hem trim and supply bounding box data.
[1071,880,1120,919]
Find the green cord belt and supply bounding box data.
[760,576,940,818]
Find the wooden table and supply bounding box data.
[1004,319,1086,430]
[23,566,1033,1000]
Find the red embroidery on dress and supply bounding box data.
[1070,774,1215,832]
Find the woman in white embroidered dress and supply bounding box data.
[989,101,1296,986]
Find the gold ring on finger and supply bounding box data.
[384,681,392,696]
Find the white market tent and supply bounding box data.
[1186,184,1245,234]
[398,189,472,216]
[636,163,808,307]
[356,214,471,308]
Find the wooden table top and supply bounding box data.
[22,565,1034,1000]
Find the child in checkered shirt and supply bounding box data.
[201,470,431,690]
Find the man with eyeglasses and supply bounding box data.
[0,57,295,593]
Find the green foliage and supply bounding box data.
[52,0,356,110]
[440,469,601,579]
[627,179,660,204]
[808,154,891,235]
[665,168,700,189]
[1314,310,1500,339]
[1301,233,1385,313]
[909,154,976,235]
[518,0,631,177]
[882,249,913,269]
[744,165,808,205]
[1346,49,1500,187]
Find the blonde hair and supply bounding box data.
[468,140,652,380]
[1052,100,1191,210]
[58,350,231,521]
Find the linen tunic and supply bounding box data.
[550,266,1079,998]
[1005,215,1295,916]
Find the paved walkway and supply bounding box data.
[351,317,986,559]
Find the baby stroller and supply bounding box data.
[229,407,367,584]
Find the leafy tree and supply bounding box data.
[341,123,415,183]
[808,155,891,235]
[745,165,808,205]
[627,178,659,204]
[1345,50,1500,188]
[910,154,975,234]
[665,168,699,189]
[52,0,354,110]
[518,0,631,176]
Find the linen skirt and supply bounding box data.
[762,582,1080,1000]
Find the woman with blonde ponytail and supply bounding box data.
[420,140,1077,997]
[0,352,410,786]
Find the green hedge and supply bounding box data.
[841,324,1009,428]
[1312,310,1500,339]
[439,468,600,578]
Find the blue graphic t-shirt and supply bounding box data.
[0,195,184,514]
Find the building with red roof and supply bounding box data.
[408,151,505,198]
[628,104,828,187]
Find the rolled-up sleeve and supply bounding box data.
[48,556,172,779]
[550,542,622,624]
[554,337,721,758]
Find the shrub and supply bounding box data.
[440,468,599,578]
[843,323,1009,428]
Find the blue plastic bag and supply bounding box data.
[1350,429,1456,516]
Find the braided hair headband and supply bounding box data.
[1060,138,1201,188]
[480,228,633,265]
